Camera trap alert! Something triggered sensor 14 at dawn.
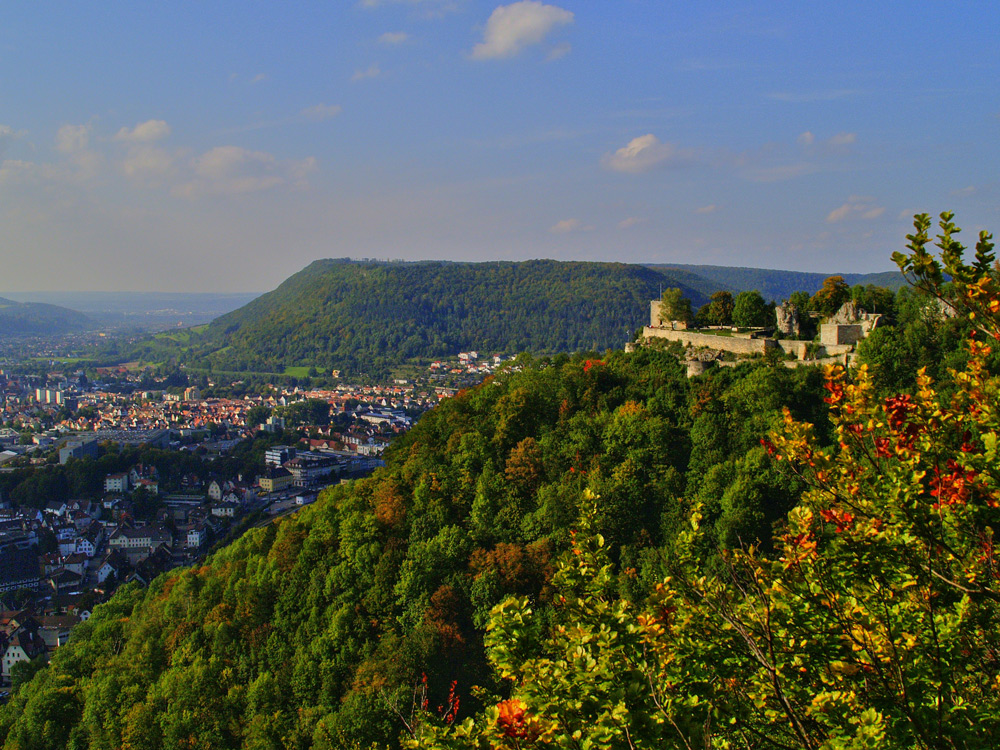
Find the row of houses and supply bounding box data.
[0,490,223,601]
[0,606,91,685]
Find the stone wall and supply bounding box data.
[782,354,849,369]
[819,324,863,347]
[685,360,714,377]
[642,327,776,356]
[649,300,688,329]
[776,340,809,360]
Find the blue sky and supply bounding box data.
[1,1,997,292]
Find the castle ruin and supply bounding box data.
[636,298,885,377]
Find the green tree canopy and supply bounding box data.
[810,275,851,317]
[706,291,734,326]
[851,284,896,317]
[731,290,769,327]
[659,288,692,324]
[419,213,1000,750]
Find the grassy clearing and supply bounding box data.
[154,330,193,343]
[154,324,206,342]
[697,329,734,337]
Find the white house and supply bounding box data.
[1,628,45,683]
[74,524,103,558]
[108,525,173,563]
[62,553,87,577]
[95,555,120,585]
[43,501,67,519]
[186,525,207,548]
[210,502,238,519]
[104,473,129,494]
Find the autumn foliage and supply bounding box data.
[417,214,1000,749]
[2,215,991,750]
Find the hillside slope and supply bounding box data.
[0,350,829,749]
[0,297,90,336]
[139,259,711,376]
[648,264,905,302]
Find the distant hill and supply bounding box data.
[0,291,260,332]
[0,348,831,748]
[0,297,90,336]
[647,264,906,303]
[135,259,710,377]
[118,259,910,378]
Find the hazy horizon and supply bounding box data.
[0,258,903,301]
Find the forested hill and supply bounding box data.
[120,258,907,378]
[0,349,831,748]
[0,297,89,336]
[0,255,985,747]
[647,264,905,303]
[168,259,710,376]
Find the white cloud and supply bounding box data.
[113,121,178,184]
[618,216,646,229]
[796,130,856,149]
[2,121,315,197]
[471,1,573,60]
[695,204,718,214]
[828,131,857,146]
[55,124,90,154]
[0,159,54,186]
[300,104,343,121]
[195,146,263,180]
[0,125,25,158]
[602,134,691,174]
[550,218,594,233]
[175,146,317,198]
[352,64,382,81]
[379,31,410,44]
[121,146,179,181]
[288,157,319,183]
[826,196,884,223]
[114,119,172,143]
[250,73,270,84]
[53,123,103,180]
[550,218,580,233]
[826,204,852,223]
[546,42,571,60]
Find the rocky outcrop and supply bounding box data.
[934,297,958,319]
[828,300,862,325]
[828,300,883,335]
[775,302,800,338]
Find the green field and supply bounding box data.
[154,330,193,343]
[697,328,735,337]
